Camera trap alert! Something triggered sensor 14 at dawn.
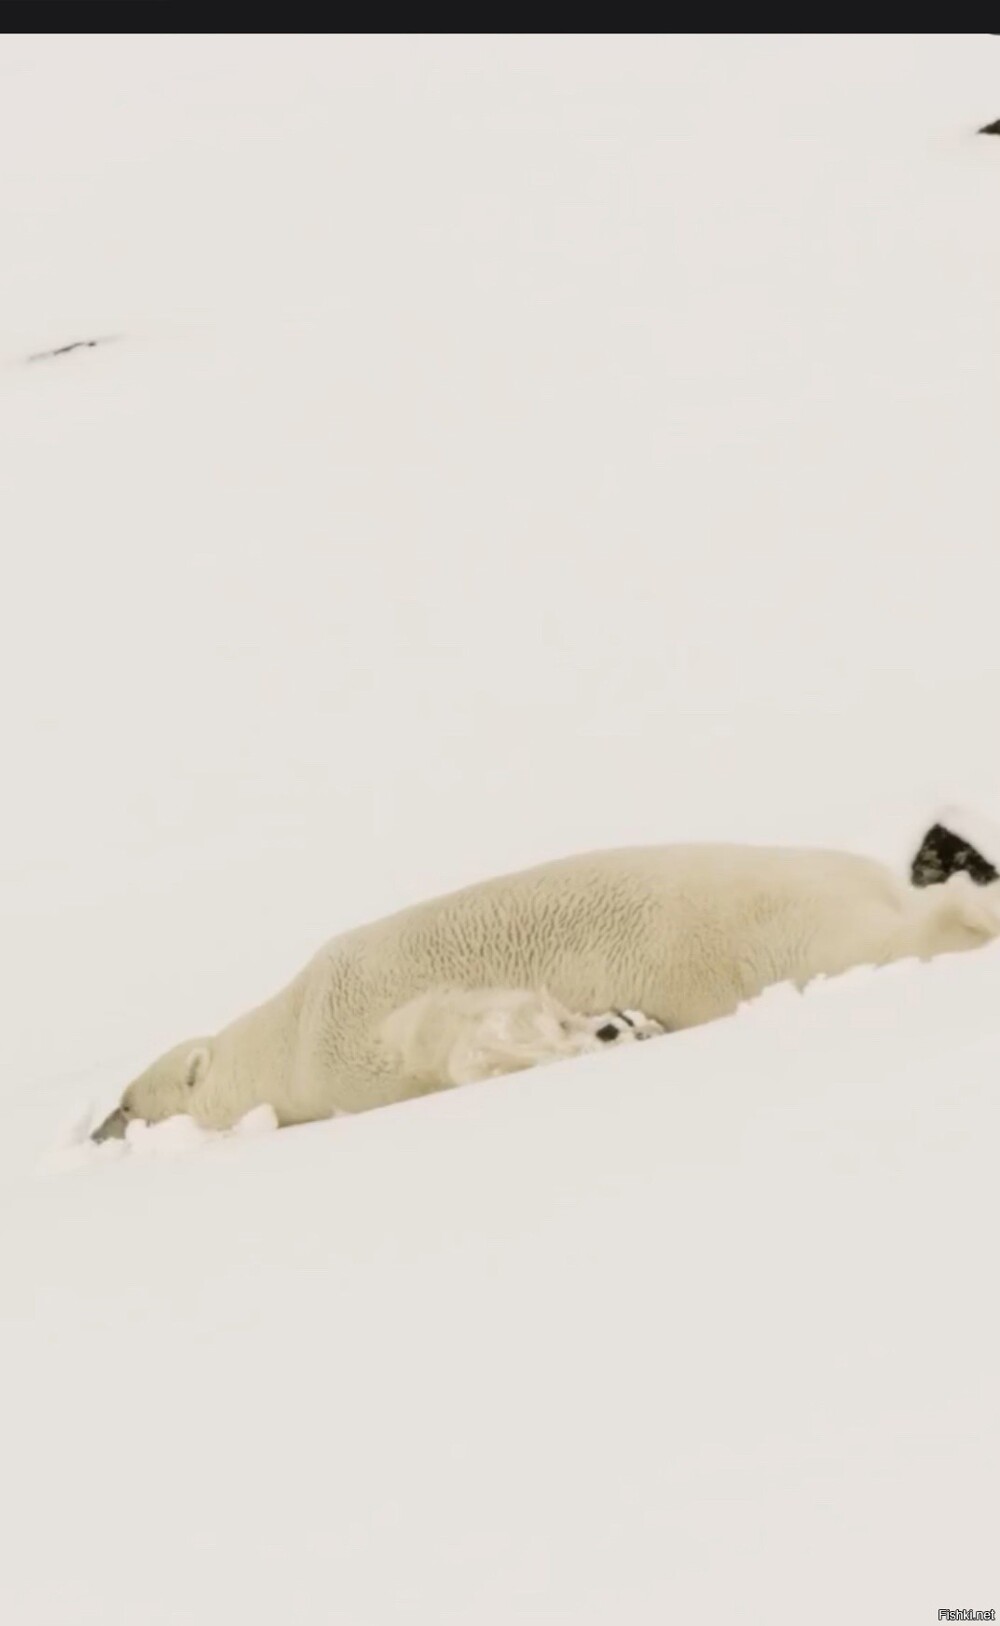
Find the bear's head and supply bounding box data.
[91,1038,214,1142]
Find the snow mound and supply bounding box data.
[5,943,999,1626]
[39,1101,279,1174]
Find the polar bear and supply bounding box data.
[92,839,1000,1140]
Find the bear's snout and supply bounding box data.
[91,1106,129,1143]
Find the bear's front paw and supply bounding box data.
[588,1009,666,1045]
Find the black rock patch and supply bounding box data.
[910,822,999,888]
[27,336,117,363]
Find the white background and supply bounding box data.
[0,35,997,1625]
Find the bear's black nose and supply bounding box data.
[595,1023,620,1043]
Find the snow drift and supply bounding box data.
[1,33,998,1626]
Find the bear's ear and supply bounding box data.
[184,1045,211,1089]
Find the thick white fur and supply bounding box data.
[106,844,1000,1133]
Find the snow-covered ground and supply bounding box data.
[1,34,998,1625]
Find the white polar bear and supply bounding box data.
[92,841,1000,1139]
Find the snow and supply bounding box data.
[1,33,998,1625]
[40,1100,280,1173]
